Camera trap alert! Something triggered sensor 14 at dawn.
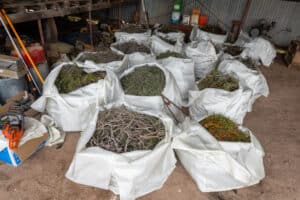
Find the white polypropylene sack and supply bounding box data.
[119,63,183,120]
[115,30,151,43]
[151,35,183,55]
[185,41,219,78]
[66,103,177,200]
[159,57,196,100]
[74,51,129,76]
[31,62,122,132]
[218,59,269,111]
[155,30,185,44]
[172,119,265,192]
[241,37,276,66]
[190,26,228,44]
[189,65,253,124]
[111,41,156,67]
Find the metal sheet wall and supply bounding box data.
[143,0,300,45]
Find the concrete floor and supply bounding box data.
[0,61,299,200]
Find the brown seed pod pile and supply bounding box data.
[114,41,151,54]
[87,106,166,153]
[200,114,251,142]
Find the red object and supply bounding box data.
[2,123,24,150]
[11,43,46,67]
[199,15,208,27]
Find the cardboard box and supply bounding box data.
[0,132,48,166]
[0,54,27,79]
[0,92,48,166]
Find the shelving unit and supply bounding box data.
[2,0,139,24]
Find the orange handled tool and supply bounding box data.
[0,9,44,83]
[2,124,24,150]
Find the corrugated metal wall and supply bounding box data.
[143,0,300,46]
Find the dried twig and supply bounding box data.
[87,106,165,153]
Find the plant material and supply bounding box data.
[120,24,148,33]
[55,64,106,93]
[87,106,165,153]
[114,41,151,54]
[158,36,177,45]
[121,66,165,96]
[158,25,179,33]
[239,58,258,70]
[156,51,185,59]
[198,70,239,91]
[224,45,244,56]
[77,50,124,63]
[200,114,251,142]
[202,25,226,35]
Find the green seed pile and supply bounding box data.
[55,64,106,93]
[198,70,239,92]
[121,66,165,96]
[156,51,185,60]
[77,51,124,64]
[114,41,151,54]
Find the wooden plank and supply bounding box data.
[2,0,138,24]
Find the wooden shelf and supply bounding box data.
[3,0,138,24]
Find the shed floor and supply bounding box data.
[0,61,299,200]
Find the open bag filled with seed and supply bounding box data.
[189,66,253,124]
[111,40,155,67]
[217,59,269,111]
[151,34,184,56]
[158,56,196,101]
[172,116,265,192]
[190,25,228,44]
[185,40,220,79]
[154,25,185,46]
[119,63,184,122]
[31,62,122,132]
[115,24,152,43]
[74,50,129,76]
[66,103,177,200]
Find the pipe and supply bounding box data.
[239,0,252,33]
[37,18,45,46]
[1,9,45,83]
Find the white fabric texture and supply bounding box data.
[241,37,276,66]
[151,35,183,55]
[31,62,122,132]
[155,31,185,44]
[74,51,129,76]
[159,57,196,100]
[111,41,156,67]
[188,63,254,124]
[218,59,269,111]
[172,119,265,192]
[185,41,219,78]
[119,63,183,121]
[66,102,177,200]
[190,26,228,44]
[114,30,152,43]
[40,115,65,147]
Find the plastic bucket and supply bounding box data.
[199,15,208,27]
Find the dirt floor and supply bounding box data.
[0,61,299,200]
